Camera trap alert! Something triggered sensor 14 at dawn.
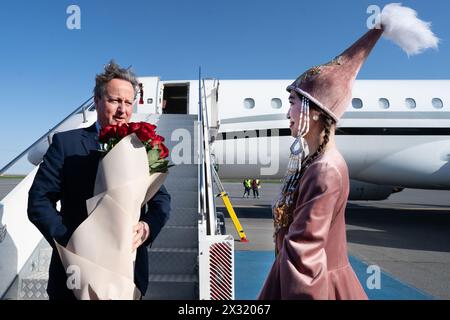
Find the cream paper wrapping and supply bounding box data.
[55,133,168,300]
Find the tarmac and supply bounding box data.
[218,182,450,300]
[0,178,22,201]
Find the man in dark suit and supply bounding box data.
[28,61,171,300]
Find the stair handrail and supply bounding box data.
[198,70,206,226]
[197,70,217,235]
[202,78,218,235]
[0,97,94,176]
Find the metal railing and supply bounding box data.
[197,69,217,235]
[0,97,94,176]
[197,71,235,300]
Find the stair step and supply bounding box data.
[170,191,199,209]
[153,226,198,249]
[167,165,198,178]
[144,274,198,300]
[166,207,198,227]
[148,273,198,282]
[149,247,197,253]
[165,177,197,192]
[148,248,198,274]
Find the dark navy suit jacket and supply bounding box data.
[27,124,171,299]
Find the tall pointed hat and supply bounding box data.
[287,3,439,122]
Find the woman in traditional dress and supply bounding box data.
[258,3,438,299]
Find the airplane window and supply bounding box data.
[244,98,255,109]
[379,98,390,109]
[271,98,282,109]
[432,98,443,109]
[405,98,416,109]
[352,98,363,109]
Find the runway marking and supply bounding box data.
[235,251,434,300]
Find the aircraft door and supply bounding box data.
[162,83,189,114]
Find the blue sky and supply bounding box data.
[0,0,449,173]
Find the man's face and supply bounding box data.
[95,78,135,128]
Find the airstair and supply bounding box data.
[141,113,200,300]
[0,76,234,300]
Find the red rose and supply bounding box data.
[99,125,117,143]
[158,142,169,159]
[99,121,169,173]
[150,135,164,147]
[117,123,129,138]
[140,122,156,132]
[150,135,168,158]
[139,127,156,142]
[127,122,141,135]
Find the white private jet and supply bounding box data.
[145,78,450,200]
[1,76,449,300]
[25,78,450,200]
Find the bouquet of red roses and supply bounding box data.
[55,121,170,300]
[99,122,170,173]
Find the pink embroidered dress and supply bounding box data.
[258,147,367,300]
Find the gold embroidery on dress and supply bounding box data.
[273,180,298,239]
[273,140,306,241]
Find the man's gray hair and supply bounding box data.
[94,60,139,100]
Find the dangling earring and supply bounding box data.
[290,96,310,155]
[312,115,319,121]
[289,95,311,171]
[290,135,305,155]
[299,96,310,137]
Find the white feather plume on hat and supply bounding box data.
[287,3,440,122]
[381,3,440,56]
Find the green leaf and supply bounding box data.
[149,159,164,168]
[147,149,160,166]
[149,159,171,174]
